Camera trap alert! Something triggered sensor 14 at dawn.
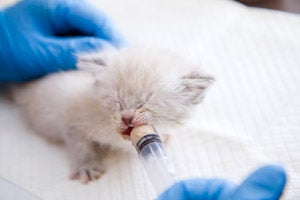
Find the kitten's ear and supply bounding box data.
[76,53,107,74]
[179,71,215,104]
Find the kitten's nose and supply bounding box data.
[121,110,135,126]
[122,116,134,126]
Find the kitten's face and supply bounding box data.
[78,48,214,139]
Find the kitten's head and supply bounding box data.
[78,48,214,139]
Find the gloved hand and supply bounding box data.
[0,0,125,82]
[158,165,287,200]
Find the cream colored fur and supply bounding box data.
[12,47,214,183]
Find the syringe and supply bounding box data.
[130,125,176,194]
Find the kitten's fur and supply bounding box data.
[12,48,214,183]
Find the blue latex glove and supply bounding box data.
[158,165,287,200]
[0,0,125,82]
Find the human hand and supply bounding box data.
[0,0,125,82]
[158,165,287,200]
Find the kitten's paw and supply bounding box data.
[70,164,105,184]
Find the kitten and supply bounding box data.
[12,48,214,184]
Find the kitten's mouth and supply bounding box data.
[121,126,134,139]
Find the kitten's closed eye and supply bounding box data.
[115,101,123,110]
[135,102,144,109]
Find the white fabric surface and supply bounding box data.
[1,0,300,199]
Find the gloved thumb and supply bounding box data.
[45,37,111,72]
[231,165,287,200]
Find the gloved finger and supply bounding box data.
[41,37,110,72]
[0,36,110,82]
[157,178,235,200]
[49,0,125,47]
[231,165,287,200]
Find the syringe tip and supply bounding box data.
[130,124,156,146]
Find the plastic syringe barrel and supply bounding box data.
[135,134,176,194]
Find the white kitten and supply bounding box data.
[12,48,214,183]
